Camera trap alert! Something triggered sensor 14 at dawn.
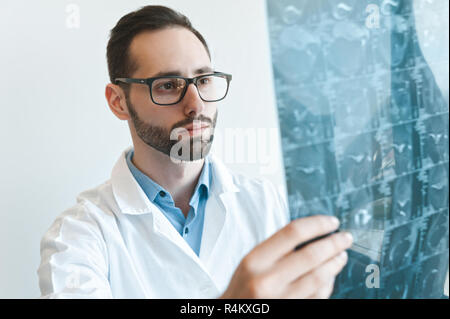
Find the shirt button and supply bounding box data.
[184,227,189,235]
[159,191,166,197]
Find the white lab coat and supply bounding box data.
[38,146,290,298]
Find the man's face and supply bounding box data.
[125,27,218,161]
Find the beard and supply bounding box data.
[127,98,217,162]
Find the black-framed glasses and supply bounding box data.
[115,71,232,106]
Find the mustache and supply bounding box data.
[171,114,214,131]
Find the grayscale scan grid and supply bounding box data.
[266,0,449,298]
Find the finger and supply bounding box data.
[282,250,348,299]
[247,215,340,268]
[307,279,335,299]
[270,231,352,285]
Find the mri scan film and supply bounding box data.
[266,0,449,298]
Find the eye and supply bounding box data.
[157,81,177,90]
[199,76,212,85]
[162,82,174,89]
[154,79,183,91]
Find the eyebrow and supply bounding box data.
[152,66,214,77]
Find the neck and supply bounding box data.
[131,139,205,206]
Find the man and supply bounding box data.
[38,5,353,298]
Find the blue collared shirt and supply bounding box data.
[125,149,211,256]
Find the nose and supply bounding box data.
[182,82,205,117]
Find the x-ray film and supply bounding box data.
[266,0,449,298]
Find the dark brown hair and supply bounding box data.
[106,5,211,83]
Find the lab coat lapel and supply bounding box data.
[150,200,201,262]
[111,147,202,261]
[199,153,240,264]
[199,193,226,263]
[150,152,240,268]
[111,147,239,291]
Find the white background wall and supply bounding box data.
[1,0,448,299]
[0,0,285,298]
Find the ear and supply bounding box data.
[105,83,130,120]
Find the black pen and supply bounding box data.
[294,229,340,251]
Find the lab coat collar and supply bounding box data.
[110,146,241,294]
[110,146,239,216]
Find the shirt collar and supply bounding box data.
[125,148,211,205]
[111,146,239,216]
[125,149,164,203]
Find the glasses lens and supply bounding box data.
[197,74,228,101]
[151,78,186,104]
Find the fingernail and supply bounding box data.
[338,251,348,261]
[344,232,353,244]
[330,216,340,227]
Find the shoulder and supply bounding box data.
[41,187,112,247]
[208,154,290,232]
[234,171,289,219]
[41,181,118,250]
[232,171,282,200]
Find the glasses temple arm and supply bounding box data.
[114,78,147,84]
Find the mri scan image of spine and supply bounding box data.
[266,0,449,298]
